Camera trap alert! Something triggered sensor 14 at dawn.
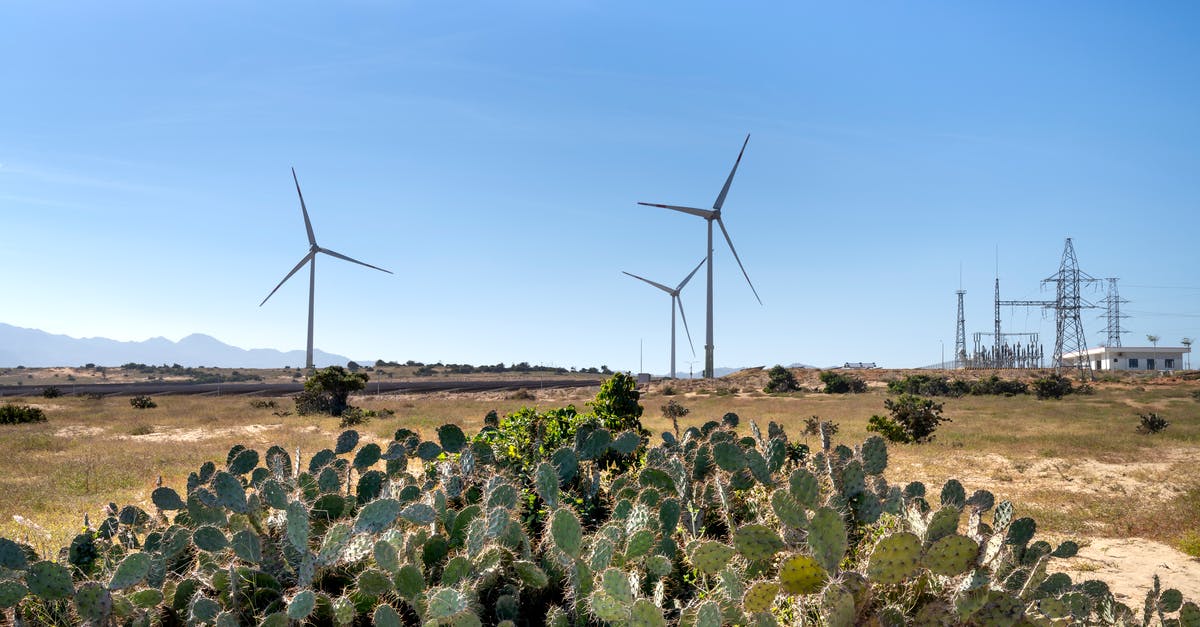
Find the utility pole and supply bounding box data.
[1098,278,1129,347]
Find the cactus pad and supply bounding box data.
[331,596,356,625]
[733,525,784,562]
[437,424,467,453]
[691,541,735,575]
[600,568,635,603]
[535,462,560,509]
[626,529,656,560]
[923,533,979,577]
[514,560,549,589]
[743,580,780,612]
[808,508,848,574]
[417,440,443,461]
[778,554,827,594]
[611,430,642,455]
[286,501,310,551]
[590,589,628,623]
[74,581,112,623]
[0,580,27,608]
[317,522,352,565]
[334,429,359,454]
[695,600,721,627]
[25,560,73,600]
[107,552,151,591]
[428,586,470,618]
[861,435,888,475]
[712,441,745,472]
[357,568,394,597]
[227,447,259,475]
[230,529,261,564]
[192,525,229,553]
[993,500,1014,529]
[151,486,185,511]
[212,471,248,513]
[1005,517,1036,546]
[394,563,425,600]
[550,508,583,558]
[788,468,820,508]
[396,501,434,527]
[551,447,579,482]
[865,532,921,585]
[287,589,316,620]
[630,598,666,627]
[353,442,382,471]
[822,586,856,627]
[839,460,866,498]
[925,506,961,545]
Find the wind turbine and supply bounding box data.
[260,168,393,370]
[639,134,761,379]
[623,258,705,379]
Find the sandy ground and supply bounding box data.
[1057,538,1200,603]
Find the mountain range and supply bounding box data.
[0,323,351,368]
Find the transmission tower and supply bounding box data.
[1097,277,1129,347]
[955,289,967,369]
[1042,238,1098,378]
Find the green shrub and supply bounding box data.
[295,366,368,416]
[0,403,48,425]
[969,375,1027,396]
[587,371,643,431]
[764,365,800,393]
[248,399,279,409]
[41,386,62,399]
[819,370,866,394]
[867,393,950,443]
[1032,373,1075,400]
[886,374,955,397]
[1136,412,1170,435]
[129,395,156,409]
[660,399,689,436]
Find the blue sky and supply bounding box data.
[2,2,1198,371]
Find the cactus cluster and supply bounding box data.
[0,384,1195,626]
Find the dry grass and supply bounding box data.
[1,380,1197,564]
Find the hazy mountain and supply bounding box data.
[0,323,350,368]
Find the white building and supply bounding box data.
[1062,346,1191,372]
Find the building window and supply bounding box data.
[1129,358,1138,368]
[1147,358,1156,370]
[1166,359,1175,369]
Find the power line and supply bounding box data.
[1123,284,1200,291]
[1125,309,1200,318]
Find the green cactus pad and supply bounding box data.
[192,525,229,552]
[1050,540,1079,558]
[190,594,220,623]
[588,537,615,571]
[128,588,162,609]
[228,529,261,564]
[0,538,29,571]
[939,479,966,510]
[743,581,780,612]
[630,598,666,627]
[74,581,112,623]
[712,441,745,472]
[611,430,642,455]
[1005,517,1036,546]
[0,580,27,608]
[645,554,672,579]
[1179,602,1200,627]
[287,589,316,620]
[550,508,583,558]
[396,501,434,527]
[151,486,185,511]
[808,508,848,574]
[514,560,549,589]
[357,469,386,503]
[861,435,888,475]
[286,500,310,551]
[692,444,713,480]
[866,532,921,584]
[372,539,399,572]
[579,428,613,460]
[993,500,1014,529]
[416,440,443,461]
[734,525,784,562]
[923,533,979,577]
[551,447,578,482]
[696,600,722,627]
[691,541,735,575]
[331,596,355,625]
[788,468,820,508]
[334,429,360,454]
[317,522,352,565]
[353,442,382,471]
[317,466,341,493]
[659,498,681,534]
[259,478,288,510]
[822,586,856,627]
[639,468,676,493]
[427,586,470,618]
[778,554,827,594]
[625,528,655,560]
[535,462,560,509]
[744,448,771,485]
[970,591,1023,626]
[600,567,634,603]
[394,563,426,600]
[925,506,961,545]
[1160,588,1184,614]
[106,552,150,591]
[853,491,884,524]
[839,460,866,498]
[213,471,248,513]
[590,589,627,623]
[357,567,394,597]
[228,447,259,475]
[437,424,467,453]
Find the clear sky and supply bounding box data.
[2,2,1198,372]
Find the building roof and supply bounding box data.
[1063,346,1191,359]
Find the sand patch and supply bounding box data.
[1055,537,1200,603]
[54,425,106,437]
[122,423,282,443]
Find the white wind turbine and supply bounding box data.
[623,258,706,379]
[260,168,393,370]
[639,134,761,378]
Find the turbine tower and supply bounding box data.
[639,135,762,379]
[623,258,705,379]
[261,168,393,370]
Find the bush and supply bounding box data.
[1032,374,1075,400]
[660,399,689,437]
[887,374,956,397]
[294,366,368,416]
[1136,412,1170,435]
[0,404,47,425]
[819,370,867,394]
[969,375,1028,397]
[867,393,950,443]
[249,399,279,409]
[587,371,643,431]
[129,395,157,409]
[660,385,676,396]
[41,386,62,399]
[764,365,800,393]
[1193,389,1200,402]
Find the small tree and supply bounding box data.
[295,366,369,416]
[867,394,949,444]
[764,365,800,393]
[41,386,62,399]
[588,372,644,431]
[1032,374,1074,400]
[819,370,866,394]
[660,399,689,437]
[1135,412,1169,435]
[1147,334,1160,348]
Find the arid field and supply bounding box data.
[2,367,1198,604]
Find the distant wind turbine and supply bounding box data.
[623,258,706,379]
[260,168,392,369]
[639,135,761,378]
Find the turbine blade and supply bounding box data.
[292,168,317,247]
[676,257,706,291]
[717,217,762,305]
[622,271,673,294]
[260,251,314,306]
[638,202,715,219]
[676,295,696,357]
[713,134,750,211]
[318,247,393,274]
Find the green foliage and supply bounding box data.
[1136,411,1170,435]
[867,394,949,444]
[818,370,866,394]
[41,386,62,399]
[128,395,156,409]
[764,365,800,393]
[588,371,643,429]
[1032,373,1076,400]
[0,380,1190,627]
[969,375,1028,396]
[295,365,369,416]
[888,374,1026,397]
[0,404,47,425]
